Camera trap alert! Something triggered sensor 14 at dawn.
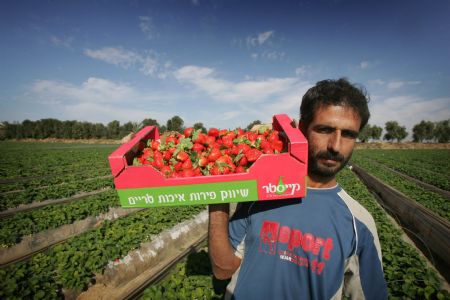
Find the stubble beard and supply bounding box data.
[308,148,352,179]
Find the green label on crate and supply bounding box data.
[117,180,258,208]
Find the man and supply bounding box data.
[208,78,388,299]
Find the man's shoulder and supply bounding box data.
[336,187,377,233]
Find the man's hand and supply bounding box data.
[208,204,241,279]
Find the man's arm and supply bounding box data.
[208,204,242,280]
[344,225,388,300]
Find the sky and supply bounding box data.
[1,0,449,136]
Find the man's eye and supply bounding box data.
[342,131,358,139]
[316,127,333,133]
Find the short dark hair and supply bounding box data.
[300,78,370,130]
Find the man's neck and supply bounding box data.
[307,175,337,188]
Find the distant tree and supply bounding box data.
[141,118,159,127]
[0,122,7,140]
[159,125,167,133]
[246,120,262,131]
[22,119,36,138]
[383,121,408,142]
[166,116,184,133]
[120,121,134,137]
[107,120,120,139]
[193,122,207,133]
[371,125,383,140]
[358,125,371,143]
[412,120,435,142]
[93,123,107,138]
[359,124,383,142]
[434,119,450,143]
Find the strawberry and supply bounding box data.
[165,136,177,144]
[238,128,245,137]
[192,130,207,144]
[192,143,205,153]
[271,140,284,153]
[193,167,202,176]
[160,166,172,177]
[174,161,183,171]
[205,135,216,146]
[181,169,195,177]
[176,151,189,162]
[246,131,257,142]
[151,140,160,151]
[245,148,262,162]
[208,128,219,137]
[198,156,209,167]
[238,156,248,166]
[163,150,172,161]
[219,129,229,136]
[208,148,222,162]
[267,131,279,143]
[152,157,164,170]
[221,135,234,148]
[182,159,193,169]
[235,166,246,173]
[237,143,251,153]
[184,127,194,138]
[260,140,271,150]
[263,148,274,154]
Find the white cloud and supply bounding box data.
[360,61,370,69]
[84,47,172,78]
[139,16,155,40]
[368,79,385,86]
[50,35,74,48]
[251,50,285,61]
[295,66,308,76]
[370,95,450,135]
[26,77,175,123]
[373,80,421,90]
[84,47,140,69]
[246,30,274,47]
[174,65,301,104]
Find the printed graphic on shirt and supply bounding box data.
[259,220,333,275]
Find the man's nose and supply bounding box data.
[327,132,341,153]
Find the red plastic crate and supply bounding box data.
[108,114,308,208]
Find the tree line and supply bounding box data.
[0,117,449,143]
[359,120,450,143]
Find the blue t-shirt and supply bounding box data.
[227,185,388,300]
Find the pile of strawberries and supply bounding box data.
[133,126,286,178]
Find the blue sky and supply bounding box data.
[1,0,449,135]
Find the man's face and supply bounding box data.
[302,105,361,180]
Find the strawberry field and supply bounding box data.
[1,141,449,299]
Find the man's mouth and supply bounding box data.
[320,158,340,166]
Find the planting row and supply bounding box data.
[351,156,450,222]
[0,169,112,194]
[353,149,450,190]
[0,189,119,247]
[337,168,449,299]
[0,204,206,299]
[0,176,114,211]
[0,142,115,180]
[141,250,227,300]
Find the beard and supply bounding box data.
[308,148,352,179]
